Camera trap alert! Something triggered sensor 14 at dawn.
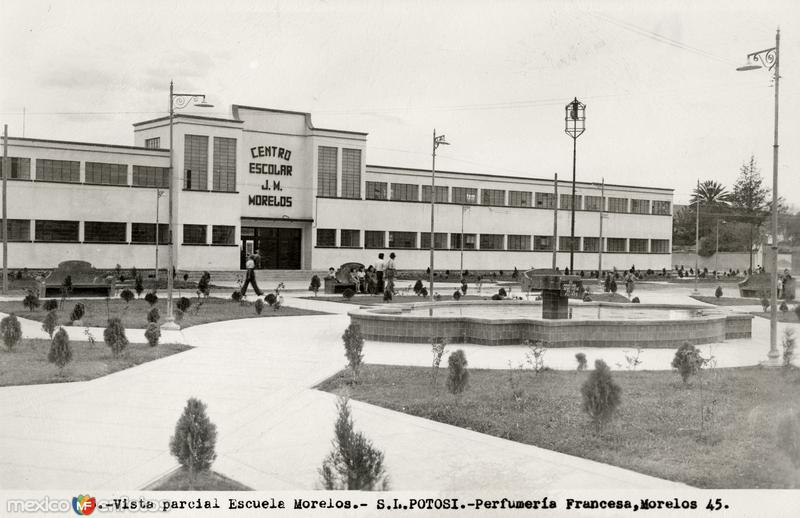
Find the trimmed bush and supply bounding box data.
[134,274,144,298]
[309,275,321,296]
[43,299,59,312]
[48,327,72,373]
[342,288,356,300]
[254,298,264,315]
[231,290,243,303]
[581,359,621,432]
[144,292,158,307]
[779,301,788,313]
[715,286,723,298]
[319,396,389,490]
[575,352,587,371]
[23,291,40,312]
[413,280,424,295]
[120,289,135,305]
[197,272,211,298]
[104,318,129,357]
[70,302,85,322]
[498,288,507,298]
[631,296,640,303]
[343,323,364,382]
[176,296,192,313]
[169,398,218,483]
[671,342,704,384]
[144,322,161,347]
[453,290,462,301]
[446,349,469,395]
[1,314,22,350]
[42,310,58,339]
[147,307,160,323]
[265,293,277,306]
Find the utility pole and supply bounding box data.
[2,125,8,295]
[694,178,700,294]
[552,173,558,269]
[598,178,604,277]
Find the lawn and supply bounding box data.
[318,365,800,489]
[0,338,191,386]
[147,468,251,491]
[301,294,514,306]
[691,295,763,306]
[0,296,329,329]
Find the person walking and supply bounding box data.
[240,254,264,296]
[374,253,386,293]
[385,252,397,294]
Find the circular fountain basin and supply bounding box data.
[348,301,752,348]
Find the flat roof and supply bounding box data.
[133,114,243,127]
[5,136,168,152]
[233,104,369,135]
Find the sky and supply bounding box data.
[1,0,798,207]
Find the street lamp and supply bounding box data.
[737,29,781,366]
[162,81,213,330]
[429,130,449,305]
[564,98,586,272]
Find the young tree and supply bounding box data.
[169,398,217,486]
[177,296,192,313]
[255,298,265,315]
[104,318,129,357]
[42,310,58,340]
[134,273,144,298]
[0,314,23,350]
[581,359,622,432]
[48,327,73,374]
[145,322,161,348]
[671,342,704,384]
[43,299,59,311]
[319,396,389,490]
[343,323,364,382]
[447,349,469,395]
[732,156,769,272]
[120,289,135,308]
[22,290,40,312]
[70,302,86,324]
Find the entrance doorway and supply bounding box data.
[240,227,302,269]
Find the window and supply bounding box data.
[84,221,126,243]
[451,233,476,250]
[35,159,79,183]
[365,181,388,200]
[452,187,477,204]
[630,238,648,252]
[421,185,448,203]
[560,194,582,210]
[183,224,207,245]
[35,220,79,242]
[213,137,236,192]
[365,231,385,249]
[132,165,169,188]
[651,239,670,253]
[534,235,553,251]
[507,234,531,250]
[0,219,30,241]
[388,231,416,249]
[420,232,448,249]
[535,192,555,209]
[481,189,505,206]
[1,157,31,179]
[184,135,208,190]
[559,236,580,252]
[508,191,532,207]
[317,146,337,197]
[652,200,671,215]
[341,149,361,199]
[583,237,600,252]
[340,229,360,247]
[316,228,336,247]
[607,238,627,252]
[480,234,504,250]
[145,137,161,149]
[631,199,650,215]
[391,183,418,201]
[608,197,628,213]
[85,162,127,186]
[584,195,603,211]
[131,223,169,244]
[212,225,235,245]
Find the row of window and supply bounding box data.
[362,181,671,215]
[316,229,670,253]
[317,146,363,198]
[0,220,236,245]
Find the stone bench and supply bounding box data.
[323,262,364,294]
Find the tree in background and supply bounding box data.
[690,180,732,208]
[732,156,769,272]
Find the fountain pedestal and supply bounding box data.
[522,270,583,320]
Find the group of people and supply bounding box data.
[331,252,398,295]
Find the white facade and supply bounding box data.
[1,106,673,272]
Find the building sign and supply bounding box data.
[248,145,293,207]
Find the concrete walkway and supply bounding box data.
[0,282,791,491]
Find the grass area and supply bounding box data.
[147,469,251,490]
[750,310,800,323]
[318,365,800,488]
[691,295,762,306]
[0,297,329,329]
[0,338,191,386]
[301,294,492,305]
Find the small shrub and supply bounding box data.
[342,288,355,300]
[231,290,243,303]
[48,327,72,373]
[0,314,23,350]
[43,299,59,312]
[42,310,58,339]
[147,307,161,324]
[776,410,800,468]
[144,322,161,347]
[671,342,704,384]
[498,288,507,298]
[783,328,796,369]
[446,349,469,395]
[581,359,621,432]
[319,396,389,490]
[197,272,211,298]
[309,275,321,296]
[420,287,428,298]
[255,298,264,315]
[779,301,788,313]
[23,290,40,312]
[631,296,640,303]
[761,297,770,312]
[413,280,424,295]
[169,398,217,484]
[383,290,392,302]
[265,293,277,306]
[144,292,158,307]
[70,302,85,322]
[461,282,468,296]
[715,286,723,298]
[575,352,587,371]
[343,323,364,382]
[104,318,129,357]
[134,274,144,298]
[120,289,135,305]
[176,296,192,313]
[453,290,462,301]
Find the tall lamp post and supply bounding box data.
[564,98,586,272]
[429,130,449,304]
[737,29,781,366]
[163,81,213,330]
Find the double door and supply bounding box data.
[240,227,302,269]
